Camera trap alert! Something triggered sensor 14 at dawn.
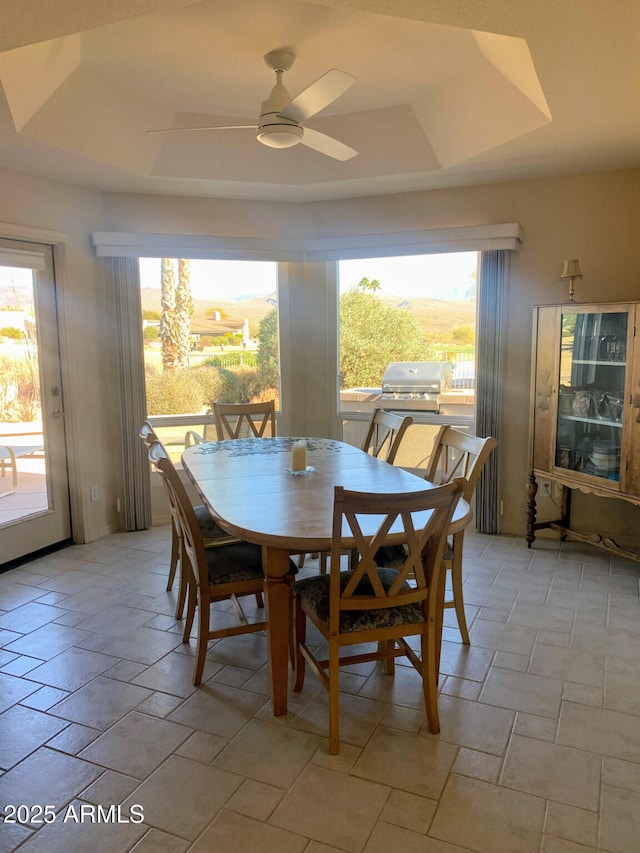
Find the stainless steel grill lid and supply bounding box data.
[381,362,452,411]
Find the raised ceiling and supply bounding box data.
[0,0,638,201]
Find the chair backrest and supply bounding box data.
[424,426,497,501]
[213,400,276,440]
[139,420,158,446]
[360,408,413,464]
[148,439,207,589]
[329,479,464,634]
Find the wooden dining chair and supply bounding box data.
[213,400,276,440]
[361,407,413,464]
[316,408,413,573]
[140,422,262,621]
[149,439,298,685]
[424,426,497,644]
[293,479,464,754]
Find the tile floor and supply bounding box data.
[1,526,639,852]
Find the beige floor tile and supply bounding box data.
[225,778,286,821]
[599,784,640,853]
[0,704,68,769]
[437,695,514,754]
[365,821,469,852]
[352,727,457,799]
[379,789,437,834]
[3,623,90,660]
[0,671,41,711]
[500,734,600,810]
[48,675,152,730]
[479,667,563,718]
[0,747,103,811]
[167,681,267,738]
[79,710,191,779]
[99,626,182,665]
[452,747,502,783]
[128,828,190,853]
[469,619,538,656]
[81,769,141,805]
[436,641,494,683]
[541,835,598,852]
[131,651,219,698]
[544,801,599,848]
[8,800,146,853]
[602,756,640,792]
[604,655,640,715]
[429,774,545,852]
[122,755,242,840]
[214,718,322,788]
[291,689,388,748]
[27,647,120,691]
[513,711,558,742]
[529,643,604,688]
[46,721,101,754]
[557,701,640,762]
[191,809,307,853]
[0,601,63,633]
[271,763,390,852]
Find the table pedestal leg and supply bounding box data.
[263,546,292,716]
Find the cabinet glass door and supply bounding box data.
[557,310,627,481]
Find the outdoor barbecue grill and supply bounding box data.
[381,362,452,412]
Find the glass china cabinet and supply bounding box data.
[527,302,640,562]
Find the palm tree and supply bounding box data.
[160,258,192,369]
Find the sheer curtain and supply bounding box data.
[106,257,151,530]
[475,249,510,533]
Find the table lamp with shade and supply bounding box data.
[561,259,582,302]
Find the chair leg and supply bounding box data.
[382,639,396,675]
[319,552,328,575]
[421,628,440,734]
[297,553,306,568]
[175,542,189,621]
[328,641,341,754]
[183,559,197,644]
[255,591,264,608]
[193,595,210,686]
[450,534,470,645]
[293,593,306,692]
[167,523,179,592]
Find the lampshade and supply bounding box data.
[561,259,582,280]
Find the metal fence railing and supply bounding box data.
[187,351,258,368]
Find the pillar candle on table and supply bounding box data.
[291,440,307,471]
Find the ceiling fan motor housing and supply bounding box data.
[257,73,304,149]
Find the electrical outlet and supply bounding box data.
[90,484,99,502]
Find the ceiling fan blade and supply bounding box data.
[146,124,256,134]
[279,69,355,123]
[300,127,358,161]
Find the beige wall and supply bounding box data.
[2,166,640,543]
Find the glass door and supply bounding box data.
[556,307,629,483]
[0,238,71,564]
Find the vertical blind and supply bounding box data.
[475,249,509,533]
[106,257,151,531]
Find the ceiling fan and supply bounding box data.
[147,49,358,161]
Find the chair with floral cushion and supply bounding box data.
[140,421,262,621]
[149,439,298,685]
[316,407,413,573]
[293,478,464,754]
[423,426,497,644]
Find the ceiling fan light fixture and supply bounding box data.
[257,124,303,149]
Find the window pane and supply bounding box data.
[338,253,478,466]
[140,258,280,450]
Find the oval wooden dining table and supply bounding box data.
[182,436,471,716]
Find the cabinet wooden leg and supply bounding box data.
[526,471,538,548]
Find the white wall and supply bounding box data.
[2,166,640,543]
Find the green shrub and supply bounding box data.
[144,365,205,415]
[214,366,262,403]
[0,355,40,421]
[143,326,159,340]
[189,365,224,406]
[0,326,24,340]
